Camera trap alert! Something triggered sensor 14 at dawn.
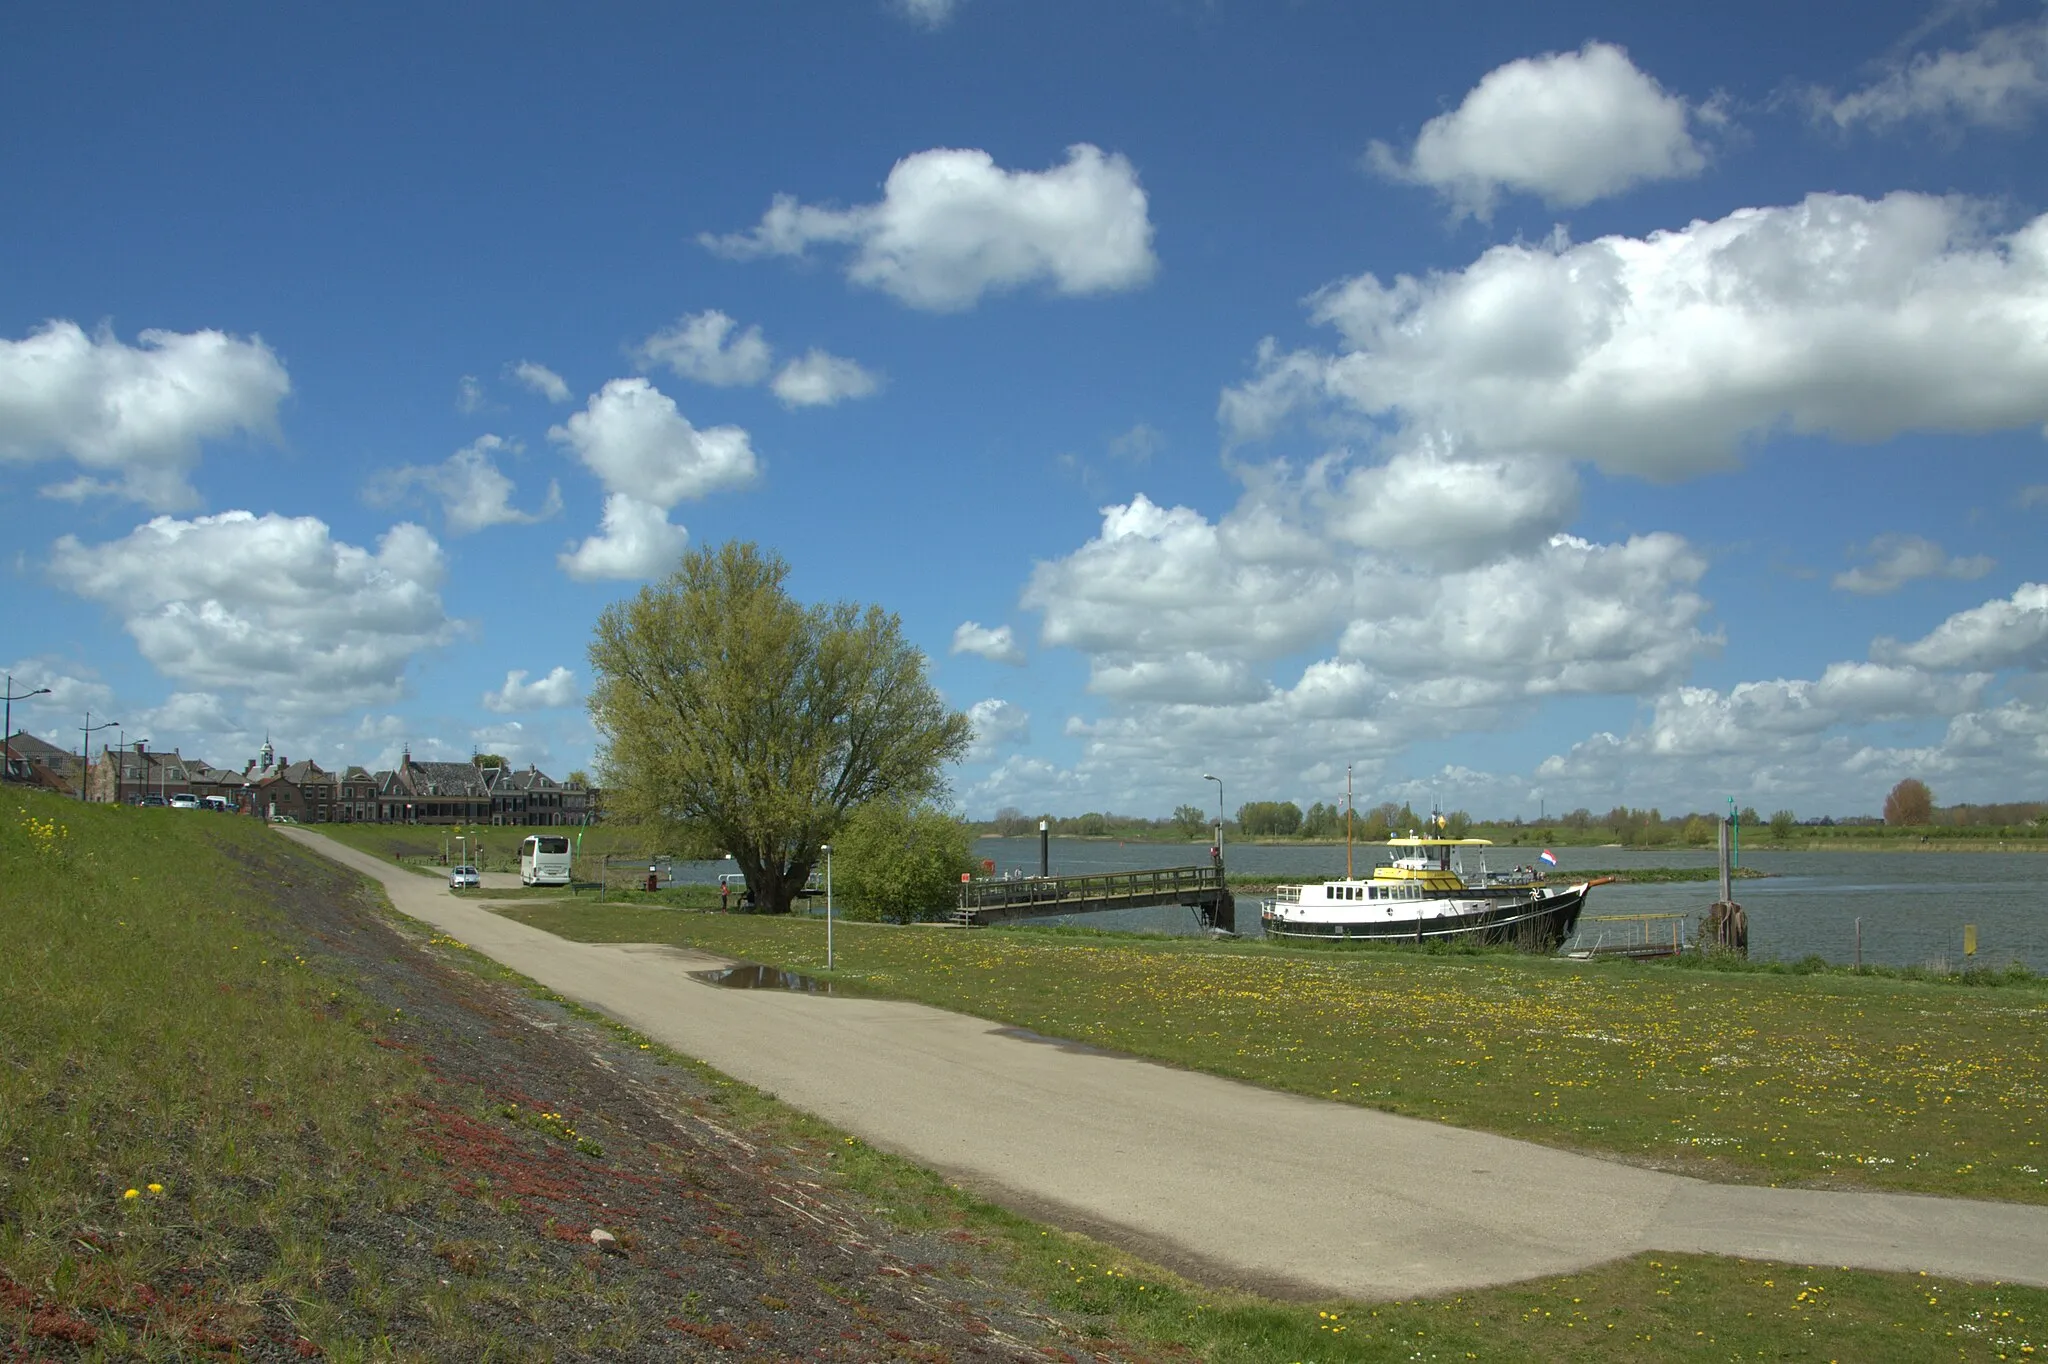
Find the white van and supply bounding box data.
[520,834,573,886]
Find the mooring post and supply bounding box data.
[1039,819,1049,878]
[1855,916,1862,968]
[1718,817,1733,907]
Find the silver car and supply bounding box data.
[448,865,481,889]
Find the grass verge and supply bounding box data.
[2,791,425,1357]
[499,903,2048,1205]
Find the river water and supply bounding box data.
[965,836,2048,970]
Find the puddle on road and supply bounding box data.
[691,963,835,995]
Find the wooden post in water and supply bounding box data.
[1703,817,1747,956]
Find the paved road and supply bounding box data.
[281,828,2048,1301]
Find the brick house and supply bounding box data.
[383,752,491,825]
[482,763,592,826]
[254,759,334,822]
[6,731,80,791]
[91,743,196,805]
[5,733,78,795]
[336,766,377,822]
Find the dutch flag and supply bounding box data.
[1539,849,1559,867]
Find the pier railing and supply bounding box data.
[957,865,1224,915]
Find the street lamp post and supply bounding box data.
[126,737,151,807]
[3,676,52,780]
[1202,773,1225,859]
[80,711,118,801]
[820,844,833,970]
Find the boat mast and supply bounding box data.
[1345,764,1353,880]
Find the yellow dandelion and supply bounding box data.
[147,1182,164,1194]
[123,1188,139,1200]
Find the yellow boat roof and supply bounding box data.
[1384,836,1493,847]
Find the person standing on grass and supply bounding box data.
[721,879,730,911]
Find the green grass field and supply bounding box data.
[1,792,429,1356]
[8,790,2042,1361]
[502,905,2048,1206]
[310,820,640,875]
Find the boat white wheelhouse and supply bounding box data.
[1261,836,1591,952]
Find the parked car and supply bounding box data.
[168,793,201,810]
[139,794,168,808]
[448,865,481,889]
[269,813,297,824]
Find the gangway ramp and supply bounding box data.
[955,865,1234,932]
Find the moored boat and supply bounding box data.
[1259,835,1592,952]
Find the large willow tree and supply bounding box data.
[588,541,972,914]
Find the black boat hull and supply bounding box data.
[1260,884,1589,953]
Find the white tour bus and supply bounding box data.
[519,834,573,886]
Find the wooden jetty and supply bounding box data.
[955,866,1235,932]
[1563,911,1690,960]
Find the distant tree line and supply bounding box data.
[974,786,2048,839]
[974,781,2045,844]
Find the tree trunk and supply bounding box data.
[734,849,813,915]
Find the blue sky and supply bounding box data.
[5,0,2046,819]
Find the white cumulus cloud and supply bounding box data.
[771,350,883,407]
[548,377,757,580]
[483,666,580,714]
[557,493,691,582]
[1878,582,2048,672]
[1223,192,2048,478]
[951,621,1025,665]
[1819,13,2048,130]
[635,311,775,387]
[48,511,459,714]
[966,697,1029,758]
[1,656,116,728]
[0,320,289,511]
[635,312,881,409]
[1832,533,1993,595]
[369,435,562,535]
[136,691,240,739]
[1319,445,1578,570]
[510,360,572,403]
[702,144,1157,311]
[1367,41,1711,218]
[1338,532,1715,701]
[551,377,756,498]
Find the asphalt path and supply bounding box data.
[281,828,2048,1301]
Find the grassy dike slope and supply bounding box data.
[0,789,1166,1361]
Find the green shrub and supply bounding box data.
[831,800,975,922]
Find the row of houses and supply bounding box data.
[6,732,595,826]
